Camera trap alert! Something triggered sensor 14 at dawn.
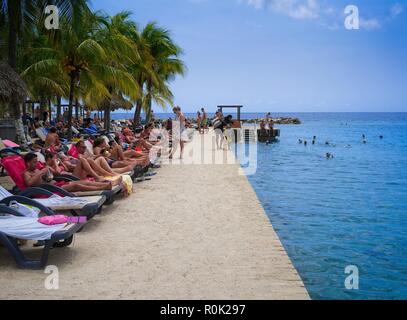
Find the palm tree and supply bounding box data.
[141,23,185,123]
[0,0,90,142]
[129,22,185,126]
[22,12,103,138]
[92,11,141,131]
[24,10,144,138]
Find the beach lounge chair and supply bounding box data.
[0,185,104,218]
[53,173,122,205]
[0,139,24,157]
[0,156,106,218]
[0,207,84,269]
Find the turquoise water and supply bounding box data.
[241,113,407,300]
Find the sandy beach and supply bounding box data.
[0,130,309,300]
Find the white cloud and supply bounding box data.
[359,18,381,30]
[242,1,404,31]
[245,0,320,19]
[247,0,264,10]
[390,3,403,17]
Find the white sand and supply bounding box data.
[0,130,309,299]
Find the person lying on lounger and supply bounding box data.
[46,151,109,183]
[74,141,130,176]
[93,138,140,170]
[45,151,70,176]
[44,127,62,152]
[23,153,113,192]
[108,137,151,167]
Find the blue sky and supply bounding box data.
[92,0,407,113]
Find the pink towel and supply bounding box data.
[3,140,19,148]
[38,215,68,225]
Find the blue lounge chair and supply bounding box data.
[0,205,84,269]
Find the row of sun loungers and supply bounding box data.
[0,126,160,269]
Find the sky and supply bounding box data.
[92,0,407,113]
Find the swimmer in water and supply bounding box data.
[304,140,308,146]
[326,153,334,159]
[312,140,315,145]
[299,139,303,144]
[380,135,384,139]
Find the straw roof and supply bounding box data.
[0,62,28,104]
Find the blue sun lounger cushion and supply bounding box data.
[0,215,66,241]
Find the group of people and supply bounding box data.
[19,118,169,196]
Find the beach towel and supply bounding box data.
[0,186,40,218]
[2,140,19,148]
[68,145,79,159]
[121,175,133,196]
[38,215,68,225]
[1,155,26,190]
[37,195,89,207]
[0,215,65,241]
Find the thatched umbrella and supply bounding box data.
[0,62,28,144]
[0,62,28,104]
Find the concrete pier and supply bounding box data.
[0,130,309,299]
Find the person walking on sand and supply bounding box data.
[169,106,187,159]
[213,111,226,150]
[197,111,203,134]
[201,108,208,133]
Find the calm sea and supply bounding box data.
[113,111,407,299]
[241,112,407,300]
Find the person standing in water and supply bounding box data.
[265,112,272,130]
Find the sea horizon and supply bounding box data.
[102,111,407,122]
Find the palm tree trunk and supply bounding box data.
[39,95,47,121]
[75,98,79,120]
[56,95,62,121]
[145,81,153,124]
[133,77,144,128]
[22,100,27,117]
[133,98,143,127]
[145,102,152,124]
[48,99,52,122]
[67,75,76,140]
[104,102,111,132]
[7,0,18,69]
[7,0,25,144]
